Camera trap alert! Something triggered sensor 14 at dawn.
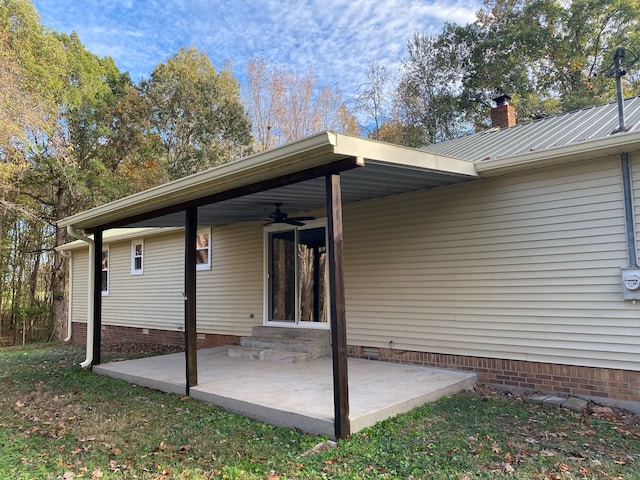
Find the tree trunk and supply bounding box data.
[51,182,69,340]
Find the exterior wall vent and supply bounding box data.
[361,347,380,359]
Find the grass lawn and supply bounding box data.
[1,343,639,479]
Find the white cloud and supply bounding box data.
[33,0,481,96]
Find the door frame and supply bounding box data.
[262,218,330,329]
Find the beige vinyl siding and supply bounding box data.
[631,152,640,259]
[72,224,263,335]
[197,222,263,336]
[343,156,640,370]
[70,249,89,324]
[103,232,185,331]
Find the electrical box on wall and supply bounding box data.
[621,268,640,300]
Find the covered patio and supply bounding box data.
[59,131,479,439]
[94,346,478,438]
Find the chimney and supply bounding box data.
[491,94,516,128]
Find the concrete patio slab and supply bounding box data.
[94,346,477,438]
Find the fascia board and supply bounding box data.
[56,227,184,251]
[332,133,478,177]
[476,131,640,176]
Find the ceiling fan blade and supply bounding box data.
[263,204,315,226]
[284,219,305,226]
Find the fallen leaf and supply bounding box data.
[539,449,555,457]
[179,444,191,453]
[153,441,167,453]
[91,468,104,479]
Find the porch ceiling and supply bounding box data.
[128,160,475,228]
[59,131,478,231]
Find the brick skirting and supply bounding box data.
[70,322,240,349]
[348,345,640,411]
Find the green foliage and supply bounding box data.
[2,344,640,479]
[395,33,473,145]
[392,0,640,142]
[143,47,253,179]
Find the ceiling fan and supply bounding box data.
[264,203,315,226]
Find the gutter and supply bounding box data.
[64,253,73,342]
[621,152,638,266]
[66,225,95,368]
[476,130,640,176]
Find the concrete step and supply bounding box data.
[260,350,308,363]
[240,336,330,360]
[230,327,332,362]
[251,326,330,342]
[228,346,262,360]
[227,346,308,363]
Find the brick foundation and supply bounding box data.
[70,322,240,349]
[349,345,640,411]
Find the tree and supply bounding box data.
[0,0,63,238]
[0,0,70,339]
[391,0,640,144]
[354,62,391,140]
[143,47,253,179]
[245,56,358,151]
[1,1,166,341]
[393,33,471,146]
[454,0,640,122]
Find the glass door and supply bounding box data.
[266,222,328,326]
[269,230,296,322]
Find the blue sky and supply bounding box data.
[32,0,479,100]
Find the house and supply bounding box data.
[59,96,640,437]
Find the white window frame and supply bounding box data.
[101,246,110,296]
[196,228,211,271]
[131,239,144,275]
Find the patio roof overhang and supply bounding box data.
[58,131,478,233]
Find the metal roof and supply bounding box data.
[421,96,640,163]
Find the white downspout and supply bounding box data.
[63,253,73,342]
[66,225,94,368]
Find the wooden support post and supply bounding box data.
[92,230,103,366]
[326,173,350,440]
[184,206,198,392]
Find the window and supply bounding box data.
[101,248,109,296]
[131,240,144,275]
[196,229,211,270]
